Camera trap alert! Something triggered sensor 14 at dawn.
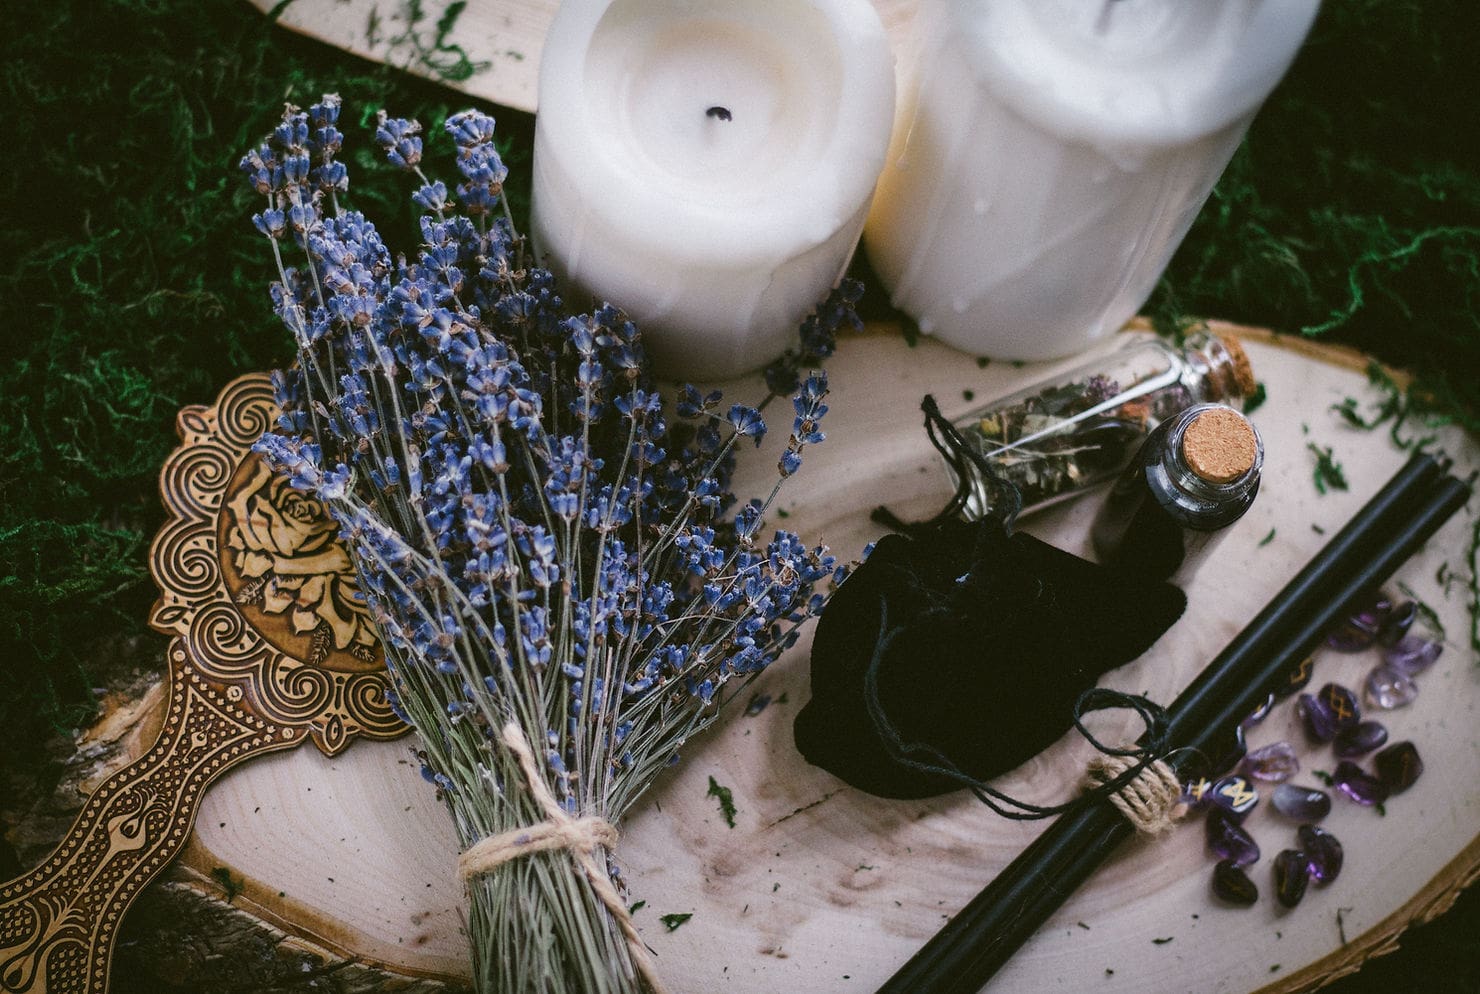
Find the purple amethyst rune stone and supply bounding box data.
[1212,860,1259,907]
[1208,775,1260,818]
[1241,741,1299,782]
[1242,692,1276,728]
[1270,783,1332,822]
[1301,683,1360,741]
[1377,600,1418,647]
[1206,807,1261,867]
[1333,760,1391,806]
[1384,634,1443,677]
[1334,720,1389,758]
[1273,849,1311,908]
[1275,655,1316,700]
[1364,665,1418,710]
[1375,741,1424,794]
[1297,825,1344,884]
[1325,596,1391,652]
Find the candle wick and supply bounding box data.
[705,106,733,122]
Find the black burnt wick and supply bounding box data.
[705,106,733,122]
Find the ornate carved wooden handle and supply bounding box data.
[0,651,298,994]
[1,375,403,994]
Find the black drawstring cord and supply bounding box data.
[872,394,1022,535]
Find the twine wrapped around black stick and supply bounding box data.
[877,452,1469,994]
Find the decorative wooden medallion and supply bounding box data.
[0,374,406,994]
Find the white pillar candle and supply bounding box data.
[864,0,1318,361]
[532,0,894,380]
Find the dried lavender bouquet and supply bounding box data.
[240,96,854,994]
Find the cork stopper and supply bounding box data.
[1182,407,1258,484]
[1215,332,1258,398]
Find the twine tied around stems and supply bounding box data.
[1084,754,1185,835]
[459,723,671,994]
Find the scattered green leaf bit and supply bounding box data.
[1312,769,1334,786]
[1396,581,1446,640]
[707,775,737,828]
[1152,936,1174,945]
[976,356,991,369]
[628,900,646,915]
[1375,802,1387,816]
[1243,382,1268,414]
[1259,528,1277,547]
[660,913,693,932]
[963,389,976,402]
[1307,443,1349,495]
[210,866,244,903]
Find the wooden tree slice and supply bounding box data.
[246,0,921,114]
[37,327,1472,993]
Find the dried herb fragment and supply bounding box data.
[210,866,244,903]
[1244,382,1268,414]
[1308,443,1349,494]
[628,900,646,914]
[1259,528,1276,547]
[660,913,693,932]
[1396,581,1446,640]
[707,775,737,828]
[1152,936,1174,945]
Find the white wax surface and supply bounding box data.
[533,0,894,380]
[864,0,1318,361]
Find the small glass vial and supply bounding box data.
[1091,403,1263,584]
[950,331,1256,518]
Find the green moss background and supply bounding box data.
[0,1,1475,990]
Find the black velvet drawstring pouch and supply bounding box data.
[793,397,1187,800]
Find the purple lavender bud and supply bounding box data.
[1384,634,1443,677]
[1297,825,1344,884]
[1211,860,1259,907]
[1206,808,1261,867]
[1271,783,1332,822]
[1241,741,1299,782]
[1273,849,1311,908]
[1364,665,1418,710]
[1374,741,1423,794]
[1333,760,1391,806]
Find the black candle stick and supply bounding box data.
[877,453,1467,994]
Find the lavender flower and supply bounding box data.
[242,99,854,994]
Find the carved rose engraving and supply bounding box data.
[224,459,376,664]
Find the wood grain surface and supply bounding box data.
[156,328,1479,993]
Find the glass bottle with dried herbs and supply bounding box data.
[949,331,1255,518]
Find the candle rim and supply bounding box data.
[945,0,1321,149]
[533,0,896,266]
